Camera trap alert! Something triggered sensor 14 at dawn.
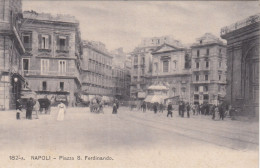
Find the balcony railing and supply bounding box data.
[22,70,78,77]
[192,80,210,84]
[221,13,260,36]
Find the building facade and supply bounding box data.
[130,46,154,99]
[20,11,82,106]
[190,33,227,105]
[0,0,26,110]
[221,14,259,116]
[80,40,113,101]
[151,43,191,102]
[111,48,131,100]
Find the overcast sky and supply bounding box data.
[23,1,259,52]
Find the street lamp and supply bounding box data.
[14,77,18,109]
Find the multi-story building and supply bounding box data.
[130,35,185,100]
[221,14,259,116]
[190,33,227,105]
[111,48,131,100]
[0,0,26,110]
[80,40,113,101]
[151,43,191,102]
[20,11,82,106]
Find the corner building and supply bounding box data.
[0,0,26,110]
[80,40,113,100]
[190,33,227,105]
[20,11,82,106]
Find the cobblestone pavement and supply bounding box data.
[0,107,258,168]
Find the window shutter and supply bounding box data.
[49,34,51,49]
[66,36,69,51]
[56,35,60,50]
[38,34,42,49]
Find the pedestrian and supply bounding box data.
[219,103,225,120]
[167,102,173,118]
[16,99,22,120]
[178,102,182,116]
[181,102,185,117]
[57,102,66,121]
[159,103,164,113]
[112,102,117,114]
[99,101,104,114]
[153,103,157,114]
[26,97,35,120]
[142,101,146,112]
[186,103,190,118]
[212,106,218,120]
[33,99,40,119]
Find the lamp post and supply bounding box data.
[14,77,18,109]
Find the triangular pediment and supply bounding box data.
[153,44,179,53]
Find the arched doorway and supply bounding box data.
[244,45,259,116]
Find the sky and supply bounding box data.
[23,1,259,52]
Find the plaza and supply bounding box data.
[0,107,258,168]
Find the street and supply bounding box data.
[0,106,258,168]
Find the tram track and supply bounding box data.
[117,112,258,151]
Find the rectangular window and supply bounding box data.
[42,81,47,91]
[57,35,69,51]
[196,75,199,81]
[41,35,49,49]
[197,50,200,57]
[219,61,222,68]
[41,59,49,74]
[22,33,32,49]
[38,34,51,50]
[59,60,66,74]
[163,61,169,72]
[205,75,208,81]
[22,59,29,73]
[154,63,158,73]
[203,94,209,100]
[60,82,64,91]
[219,75,221,81]
[173,61,177,70]
[195,86,199,92]
[206,48,210,56]
[219,48,222,54]
[194,94,199,100]
[204,86,208,92]
[206,61,209,68]
[196,62,199,68]
[134,56,138,64]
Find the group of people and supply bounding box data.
[90,98,104,113]
[137,100,232,121]
[16,96,66,121]
[16,97,40,120]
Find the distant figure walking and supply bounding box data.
[26,97,35,120]
[57,103,66,121]
[33,99,40,119]
[112,102,117,114]
[153,103,157,114]
[167,102,173,118]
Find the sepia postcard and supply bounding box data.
[0,0,259,168]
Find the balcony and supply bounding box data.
[22,70,78,77]
[192,80,210,84]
